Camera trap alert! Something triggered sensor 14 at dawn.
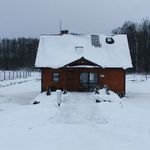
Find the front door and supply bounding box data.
[80,72,98,91]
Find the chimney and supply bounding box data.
[60,30,69,35]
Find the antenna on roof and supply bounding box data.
[59,21,62,34]
[59,21,69,35]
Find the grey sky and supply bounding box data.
[0,0,149,38]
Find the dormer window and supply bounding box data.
[75,46,84,54]
[106,37,115,44]
[91,35,101,47]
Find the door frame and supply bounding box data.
[80,72,98,91]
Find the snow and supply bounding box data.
[0,75,150,150]
[0,77,40,104]
[0,77,39,88]
[35,34,132,69]
[66,65,100,68]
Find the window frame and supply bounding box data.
[52,72,60,83]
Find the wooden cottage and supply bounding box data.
[35,31,132,96]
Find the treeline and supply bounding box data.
[112,19,150,73]
[0,38,39,70]
[1,20,150,72]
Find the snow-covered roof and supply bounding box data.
[35,33,132,69]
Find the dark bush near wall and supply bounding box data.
[0,38,39,70]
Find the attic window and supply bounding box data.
[106,37,115,44]
[91,35,101,47]
[75,46,84,54]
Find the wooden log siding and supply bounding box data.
[41,68,125,96]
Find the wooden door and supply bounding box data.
[80,72,98,91]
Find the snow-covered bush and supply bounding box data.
[94,88,121,103]
[94,88,99,94]
[63,89,67,94]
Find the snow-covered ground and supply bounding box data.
[0,75,150,150]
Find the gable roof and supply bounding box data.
[35,33,132,69]
[64,57,102,67]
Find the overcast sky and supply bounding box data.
[0,0,149,38]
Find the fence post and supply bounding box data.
[8,71,10,80]
[12,71,14,79]
[3,71,6,80]
[20,71,21,78]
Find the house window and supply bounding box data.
[75,46,84,54]
[52,72,60,82]
[80,72,98,85]
[91,35,101,47]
